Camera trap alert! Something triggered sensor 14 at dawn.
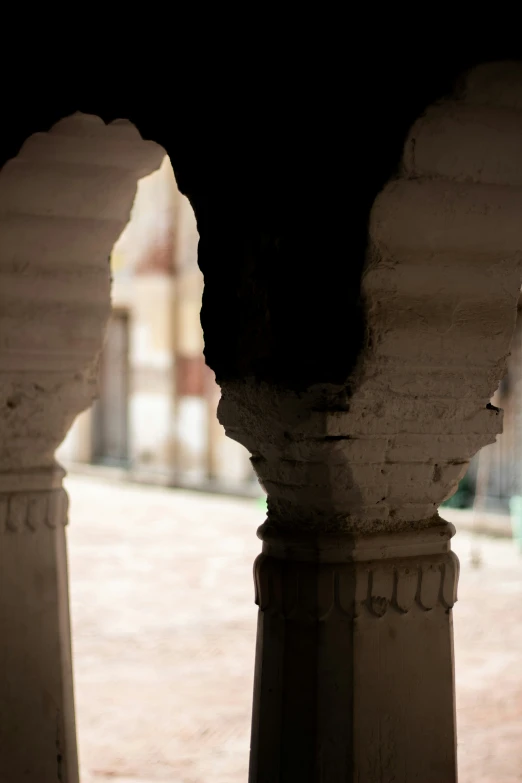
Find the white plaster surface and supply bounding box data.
[176,396,208,476]
[130,393,173,466]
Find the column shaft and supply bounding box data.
[249,523,459,783]
[0,468,78,783]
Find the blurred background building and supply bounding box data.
[57,157,256,494]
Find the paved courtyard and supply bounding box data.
[65,473,522,783]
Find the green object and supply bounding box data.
[441,470,475,510]
[256,496,268,512]
[509,495,522,552]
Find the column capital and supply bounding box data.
[254,521,459,621]
[0,465,69,534]
[218,378,481,533]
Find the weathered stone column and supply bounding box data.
[0,113,164,781]
[219,383,462,782]
[215,63,522,782]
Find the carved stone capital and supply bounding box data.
[254,520,459,619]
[0,465,69,533]
[218,379,496,534]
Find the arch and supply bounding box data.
[2,56,522,781]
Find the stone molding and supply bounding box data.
[0,466,68,533]
[254,521,459,619]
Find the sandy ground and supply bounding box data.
[65,474,522,783]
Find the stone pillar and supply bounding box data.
[0,467,78,782]
[213,63,522,782]
[251,523,458,783]
[219,382,462,782]
[0,112,164,781]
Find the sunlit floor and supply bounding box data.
[65,474,522,783]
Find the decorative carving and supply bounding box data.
[364,552,459,616]
[254,551,459,619]
[0,488,69,533]
[254,522,460,619]
[0,469,69,533]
